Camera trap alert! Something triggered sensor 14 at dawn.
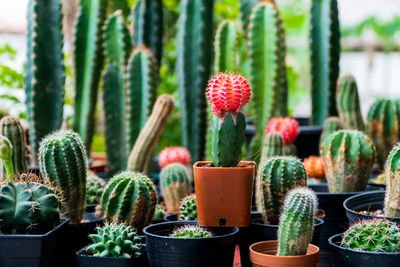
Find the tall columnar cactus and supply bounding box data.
[100,171,157,232]
[248,1,288,157]
[177,0,214,163]
[0,116,28,174]
[366,99,400,169]
[132,0,163,65]
[256,156,307,224]
[127,94,175,173]
[310,0,341,125]
[73,0,107,153]
[385,144,400,217]
[25,0,65,163]
[336,75,364,131]
[321,130,375,193]
[160,163,190,213]
[126,46,158,149]
[319,116,342,147]
[214,20,238,73]
[206,73,251,167]
[102,11,132,175]
[179,194,197,221]
[0,135,14,180]
[277,187,317,256]
[39,130,87,223]
[239,0,260,30]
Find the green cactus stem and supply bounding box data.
[239,0,260,30]
[107,0,130,17]
[385,144,400,217]
[179,194,197,221]
[86,175,106,205]
[171,225,211,238]
[214,19,238,73]
[319,116,342,148]
[258,132,286,169]
[0,135,14,180]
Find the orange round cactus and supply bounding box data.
[266,117,299,144]
[303,156,325,179]
[158,147,191,168]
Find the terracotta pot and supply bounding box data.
[193,161,255,227]
[89,153,107,173]
[249,240,319,267]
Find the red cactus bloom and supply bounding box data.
[158,147,191,168]
[206,73,251,116]
[303,156,325,179]
[266,117,299,144]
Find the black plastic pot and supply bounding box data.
[0,219,68,267]
[85,204,97,213]
[239,211,324,267]
[144,221,238,267]
[329,234,400,267]
[294,125,323,159]
[344,191,400,226]
[164,213,179,221]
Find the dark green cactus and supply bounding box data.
[87,175,106,205]
[152,204,166,220]
[321,130,375,193]
[336,75,364,131]
[259,132,285,167]
[310,0,341,125]
[170,225,211,238]
[126,46,158,149]
[385,144,400,217]
[0,135,14,180]
[179,194,197,221]
[73,0,107,153]
[177,0,214,163]
[214,19,238,73]
[319,116,342,147]
[25,0,65,164]
[366,99,400,170]
[239,0,260,30]
[256,156,307,224]
[100,171,157,232]
[277,187,317,256]
[132,0,163,65]
[39,130,87,223]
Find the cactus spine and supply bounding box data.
[214,20,238,73]
[25,0,65,163]
[310,0,340,125]
[319,116,342,147]
[177,0,214,163]
[336,75,364,131]
[0,135,14,180]
[259,132,285,168]
[127,94,175,173]
[179,194,197,221]
[256,156,307,224]
[385,144,400,217]
[239,0,260,30]
[171,225,211,238]
[0,116,28,174]
[126,46,158,149]
[87,175,106,205]
[277,187,317,256]
[160,163,190,213]
[39,130,87,223]
[321,130,375,193]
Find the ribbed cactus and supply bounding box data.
[126,46,158,149]
[321,130,375,193]
[319,116,342,147]
[100,171,157,232]
[73,0,107,153]
[310,0,341,125]
[385,144,400,217]
[86,175,106,205]
[25,0,65,163]
[336,75,364,131]
[258,132,285,169]
[277,187,317,256]
[248,1,288,157]
[0,135,14,180]
[303,156,325,179]
[179,194,197,221]
[132,0,163,65]
[39,130,87,223]
[102,11,132,175]
[160,163,190,213]
[256,156,307,224]
[177,0,214,163]
[239,0,260,30]
[366,99,400,169]
[0,116,28,174]
[127,94,175,173]
[171,225,211,238]
[214,20,238,73]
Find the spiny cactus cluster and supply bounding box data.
[266,117,299,155]
[385,144,400,217]
[303,156,325,179]
[341,219,400,252]
[179,194,197,221]
[0,135,14,180]
[170,225,211,238]
[158,147,191,168]
[86,175,106,205]
[320,116,342,147]
[152,204,166,221]
[87,223,142,258]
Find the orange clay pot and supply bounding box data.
[193,161,255,227]
[89,153,107,173]
[249,240,319,267]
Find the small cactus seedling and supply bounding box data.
[319,116,342,147]
[0,135,14,180]
[385,144,400,217]
[158,147,191,168]
[86,175,106,205]
[341,219,400,252]
[179,194,197,221]
[170,225,211,238]
[152,204,166,220]
[303,156,325,179]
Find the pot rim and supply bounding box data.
[308,184,369,196]
[76,244,146,259]
[328,233,400,255]
[249,240,319,259]
[193,161,255,169]
[0,218,69,239]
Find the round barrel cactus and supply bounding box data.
[158,147,191,168]
[179,194,197,221]
[319,116,342,147]
[170,225,211,238]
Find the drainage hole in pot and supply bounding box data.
[219,218,226,226]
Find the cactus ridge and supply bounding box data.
[319,116,342,147]
[0,135,14,180]
[87,175,106,205]
[214,20,238,73]
[171,225,211,238]
[385,144,400,217]
[179,194,197,221]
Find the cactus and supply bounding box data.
[170,225,211,238]
[158,147,191,168]
[152,204,166,220]
[87,175,106,205]
[319,116,342,147]
[321,130,375,193]
[258,132,285,168]
[277,187,317,256]
[0,135,14,180]
[0,116,28,174]
[266,117,299,144]
[25,0,65,163]
[303,156,325,179]
[102,11,132,175]
[310,0,340,125]
[160,163,190,213]
[385,144,400,217]
[341,219,400,252]
[107,0,130,17]
[239,0,260,30]
[127,94,175,173]
[87,223,142,258]
[132,0,163,65]
[39,130,87,223]
[126,46,158,149]
[366,99,400,170]
[73,0,107,153]
[179,194,197,221]
[177,0,214,163]
[256,156,307,224]
[214,20,238,73]
[206,73,251,167]
[100,171,157,232]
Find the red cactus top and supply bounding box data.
[158,147,191,168]
[206,73,251,116]
[266,117,299,144]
